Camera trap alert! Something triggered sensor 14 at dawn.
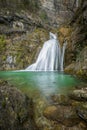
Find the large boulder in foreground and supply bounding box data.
[0,81,38,130]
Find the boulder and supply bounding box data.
[44,105,80,127]
[69,88,87,101]
[0,81,38,130]
[77,104,87,123]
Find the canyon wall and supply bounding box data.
[0,0,87,79]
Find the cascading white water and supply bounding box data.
[25,32,67,71]
[60,41,67,71]
[76,0,79,7]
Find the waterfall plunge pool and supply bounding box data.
[0,33,77,98]
[0,71,80,98]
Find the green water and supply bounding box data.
[0,71,79,98]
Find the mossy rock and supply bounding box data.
[76,69,87,80]
[0,35,6,54]
[0,81,38,130]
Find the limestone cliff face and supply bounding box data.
[0,0,81,32]
[64,0,87,79]
[0,0,39,11]
[0,0,87,76]
[40,0,80,25]
[0,0,83,30]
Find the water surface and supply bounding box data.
[0,71,79,98]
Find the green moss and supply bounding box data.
[18,108,26,118]
[2,100,6,108]
[22,0,39,12]
[76,69,87,80]
[39,11,48,21]
[0,35,6,54]
[2,55,6,60]
[0,0,40,12]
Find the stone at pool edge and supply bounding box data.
[43,105,80,127]
[69,88,87,123]
[76,104,87,123]
[69,88,87,101]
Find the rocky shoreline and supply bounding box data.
[0,0,87,129]
[0,79,87,130]
[0,0,87,80]
[43,85,87,130]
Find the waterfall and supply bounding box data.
[25,32,66,71]
[60,41,67,71]
[76,0,79,7]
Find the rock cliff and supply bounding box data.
[64,0,87,79]
[0,0,87,80]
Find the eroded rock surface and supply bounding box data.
[43,91,87,130]
[0,80,38,130]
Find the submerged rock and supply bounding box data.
[0,81,38,130]
[44,105,80,127]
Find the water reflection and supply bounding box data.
[0,71,79,97]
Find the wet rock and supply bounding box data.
[76,104,87,123]
[44,105,80,127]
[63,0,87,80]
[44,105,57,117]
[0,82,38,130]
[69,88,87,101]
[50,94,72,105]
[64,63,75,74]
